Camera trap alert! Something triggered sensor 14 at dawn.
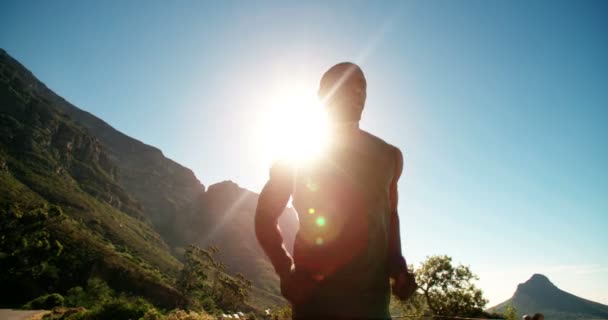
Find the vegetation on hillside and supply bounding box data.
[0,203,259,318]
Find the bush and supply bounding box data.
[87,296,153,320]
[199,296,218,314]
[85,277,114,306]
[23,293,65,309]
[65,287,87,307]
[273,305,292,320]
[64,278,114,309]
[141,308,164,320]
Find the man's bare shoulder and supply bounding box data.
[359,129,402,153]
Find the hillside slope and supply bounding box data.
[0,49,185,307]
[0,48,206,247]
[0,48,298,308]
[490,274,608,319]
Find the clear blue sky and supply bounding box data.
[2,0,607,306]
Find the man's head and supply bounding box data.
[522,315,532,320]
[318,62,366,123]
[532,313,544,320]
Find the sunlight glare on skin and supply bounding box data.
[259,82,330,166]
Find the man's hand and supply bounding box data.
[392,270,417,301]
[279,266,317,305]
[279,266,296,303]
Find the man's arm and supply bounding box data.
[255,163,294,279]
[388,147,417,301]
[388,148,408,277]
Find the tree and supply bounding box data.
[415,255,488,318]
[393,265,428,319]
[393,291,428,320]
[0,204,66,302]
[504,304,518,320]
[215,273,252,311]
[176,245,210,297]
[176,244,252,312]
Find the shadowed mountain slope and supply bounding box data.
[490,274,608,320]
[0,48,185,307]
[0,48,298,308]
[0,48,206,246]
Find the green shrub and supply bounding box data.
[273,305,292,320]
[85,277,114,306]
[65,286,87,307]
[23,293,65,309]
[64,278,114,309]
[199,296,218,314]
[87,296,153,320]
[141,308,164,320]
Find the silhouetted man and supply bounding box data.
[255,62,416,319]
[532,313,544,320]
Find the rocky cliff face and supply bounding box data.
[490,274,608,319]
[0,53,143,220]
[0,48,205,246]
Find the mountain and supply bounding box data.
[0,49,206,248]
[0,48,298,308]
[490,274,608,319]
[0,49,184,307]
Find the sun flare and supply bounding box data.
[257,83,330,165]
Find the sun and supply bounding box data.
[257,82,330,165]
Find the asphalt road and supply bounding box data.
[0,309,47,320]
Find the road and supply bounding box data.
[0,309,48,320]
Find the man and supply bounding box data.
[532,313,544,320]
[522,315,532,320]
[255,62,416,319]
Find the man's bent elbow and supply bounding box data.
[254,208,272,244]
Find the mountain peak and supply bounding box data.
[517,273,556,293]
[490,273,608,319]
[524,273,553,286]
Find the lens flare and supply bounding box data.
[315,237,324,245]
[306,180,319,192]
[315,216,326,227]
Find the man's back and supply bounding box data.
[285,128,400,318]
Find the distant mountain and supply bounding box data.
[0,48,298,308]
[490,274,608,319]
